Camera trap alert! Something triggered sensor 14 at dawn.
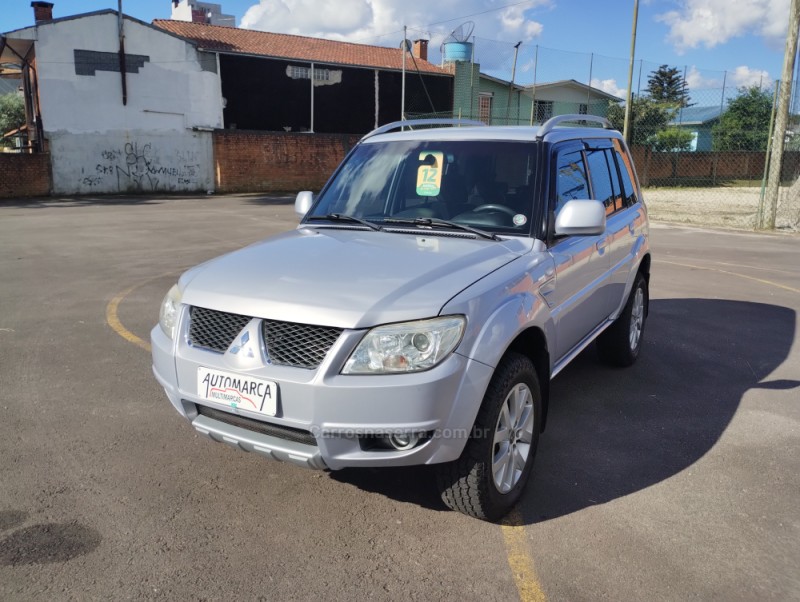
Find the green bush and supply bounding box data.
[649,128,694,152]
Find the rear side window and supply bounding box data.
[554,149,589,215]
[613,139,639,206]
[586,147,625,216]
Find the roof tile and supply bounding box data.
[152,20,449,75]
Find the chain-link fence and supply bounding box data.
[409,37,800,231]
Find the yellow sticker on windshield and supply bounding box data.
[416,151,443,196]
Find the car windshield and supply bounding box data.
[308,139,538,235]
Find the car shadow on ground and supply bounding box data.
[519,297,797,525]
[330,466,446,511]
[330,298,798,520]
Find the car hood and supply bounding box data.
[180,226,532,329]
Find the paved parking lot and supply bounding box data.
[1,195,798,601]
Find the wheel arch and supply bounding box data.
[638,252,651,315]
[638,252,651,281]
[506,326,551,432]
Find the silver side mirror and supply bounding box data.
[294,191,314,219]
[555,200,606,236]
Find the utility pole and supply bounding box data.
[623,0,640,143]
[506,41,522,125]
[762,0,800,230]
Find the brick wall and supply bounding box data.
[631,146,800,187]
[0,153,52,198]
[213,130,360,193]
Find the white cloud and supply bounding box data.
[241,0,384,39]
[499,4,546,41]
[685,66,721,90]
[684,65,769,92]
[729,65,771,88]
[657,0,790,51]
[240,0,547,46]
[591,78,626,99]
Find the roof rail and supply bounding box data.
[361,118,486,141]
[537,114,613,139]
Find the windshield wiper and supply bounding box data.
[307,213,383,231]
[383,217,499,241]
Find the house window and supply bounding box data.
[534,100,553,123]
[578,103,588,115]
[287,65,332,81]
[289,65,308,79]
[479,94,493,124]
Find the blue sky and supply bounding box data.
[1,0,791,103]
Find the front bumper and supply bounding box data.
[151,323,493,470]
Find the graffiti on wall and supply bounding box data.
[79,142,204,192]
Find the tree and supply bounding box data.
[0,93,26,146]
[608,96,674,146]
[647,65,691,108]
[712,86,773,151]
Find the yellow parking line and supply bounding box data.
[657,259,800,294]
[106,282,153,353]
[502,509,547,602]
[662,255,799,276]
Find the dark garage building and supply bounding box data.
[153,20,453,134]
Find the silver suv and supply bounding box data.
[151,115,650,520]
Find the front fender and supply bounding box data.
[443,251,556,370]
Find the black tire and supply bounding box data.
[596,272,649,367]
[435,352,541,521]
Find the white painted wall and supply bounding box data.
[27,12,222,133]
[50,130,214,195]
[7,12,222,194]
[171,1,195,22]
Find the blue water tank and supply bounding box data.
[443,42,473,62]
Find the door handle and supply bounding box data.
[595,239,607,252]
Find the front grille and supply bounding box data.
[263,320,342,369]
[187,306,341,369]
[196,404,317,446]
[188,307,251,353]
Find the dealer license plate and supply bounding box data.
[196,367,277,416]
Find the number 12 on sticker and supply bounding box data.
[416,151,443,196]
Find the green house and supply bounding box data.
[668,106,724,152]
[450,61,623,125]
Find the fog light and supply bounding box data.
[388,433,420,450]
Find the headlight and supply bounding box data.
[342,316,465,374]
[159,284,183,340]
